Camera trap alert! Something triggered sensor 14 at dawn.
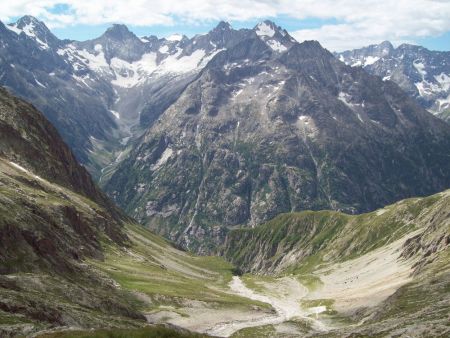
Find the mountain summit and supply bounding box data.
[6,15,59,49]
[253,20,296,52]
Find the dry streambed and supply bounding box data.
[145,231,419,337]
[206,276,328,337]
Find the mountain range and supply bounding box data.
[336,41,450,121]
[1,17,450,253]
[0,86,448,337]
[0,15,449,338]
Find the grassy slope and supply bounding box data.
[38,325,207,338]
[0,157,266,337]
[223,191,445,274]
[92,222,268,310]
[224,190,450,336]
[0,158,146,336]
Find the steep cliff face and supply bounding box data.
[105,37,450,253]
[0,88,98,200]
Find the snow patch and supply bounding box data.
[436,94,450,111]
[157,49,217,74]
[413,60,426,79]
[166,34,183,41]
[266,40,287,52]
[159,45,169,54]
[77,48,110,73]
[94,44,103,52]
[33,76,46,88]
[364,56,379,66]
[111,53,157,88]
[434,73,450,91]
[255,22,275,37]
[151,147,173,170]
[5,24,21,35]
[109,110,120,119]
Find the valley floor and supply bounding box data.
[130,230,422,337]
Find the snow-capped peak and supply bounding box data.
[166,34,183,42]
[255,21,276,38]
[6,15,55,49]
[253,20,294,53]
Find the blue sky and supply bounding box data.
[2,1,450,51]
[47,16,339,42]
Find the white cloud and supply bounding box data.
[288,0,450,51]
[1,0,449,50]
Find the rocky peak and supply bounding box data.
[182,21,247,56]
[102,24,137,41]
[254,20,279,37]
[253,20,296,53]
[213,21,232,32]
[206,20,235,43]
[7,15,59,49]
[280,40,332,68]
[379,40,394,52]
[85,23,145,62]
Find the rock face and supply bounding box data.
[104,36,450,253]
[0,87,98,201]
[0,87,128,271]
[0,16,254,175]
[336,41,450,121]
[0,88,146,333]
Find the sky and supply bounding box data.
[1,0,449,52]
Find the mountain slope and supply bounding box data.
[0,87,140,334]
[0,86,111,205]
[0,88,271,337]
[222,189,450,336]
[0,17,118,167]
[104,37,450,253]
[0,17,300,179]
[336,41,450,122]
